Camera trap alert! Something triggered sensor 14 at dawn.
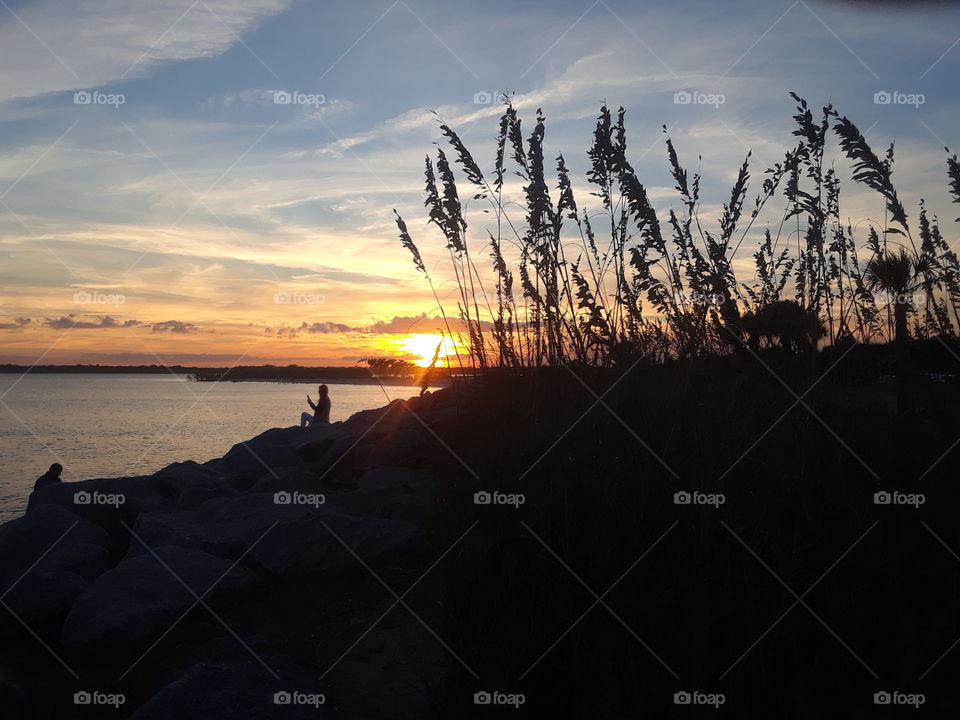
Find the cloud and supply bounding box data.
[365,314,494,334]
[266,314,496,339]
[0,317,31,329]
[299,321,359,334]
[151,320,199,334]
[41,315,199,333]
[0,0,294,101]
[43,315,140,329]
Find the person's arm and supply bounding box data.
[307,395,316,411]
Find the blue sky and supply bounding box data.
[0,0,958,364]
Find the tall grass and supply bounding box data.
[394,95,960,367]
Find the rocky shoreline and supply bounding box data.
[0,388,468,718]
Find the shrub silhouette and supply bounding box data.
[738,300,826,352]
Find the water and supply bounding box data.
[0,374,411,523]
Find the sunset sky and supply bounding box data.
[1,0,958,366]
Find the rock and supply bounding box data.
[0,672,23,718]
[250,466,322,496]
[62,545,254,650]
[248,512,423,579]
[0,504,112,579]
[155,461,234,507]
[323,467,441,524]
[127,493,320,560]
[0,506,112,639]
[214,427,310,478]
[292,422,347,458]
[324,613,453,719]
[0,570,87,639]
[131,660,321,720]
[25,475,158,535]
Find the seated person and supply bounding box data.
[300,384,331,427]
[33,462,64,491]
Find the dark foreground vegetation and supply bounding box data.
[396,94,960,367]
[1,340,958,717]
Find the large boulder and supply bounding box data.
[320,467,442,524]
[155,461,234,508]
[357,466,441,523]
[0,570,87,640]
[62,544,255,651]
[0,504,112,580]
[299,403,439,481]
[248,512,423,579]
[131,660,322,720]
[127,493,321,560]
[25,474,161,535]
[213,427,311,478]
[0,505,112,640]
[127,493,422,580]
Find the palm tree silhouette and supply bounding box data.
[864,248,918,343]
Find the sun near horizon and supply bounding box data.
[391,334,461,367]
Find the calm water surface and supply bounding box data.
[0,374,411,522]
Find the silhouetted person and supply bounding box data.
[33,463,63,491]
[301,384,331,427]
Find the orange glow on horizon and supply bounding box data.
[391,334,460,367]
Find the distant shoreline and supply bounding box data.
[197,376,447,387]
[0,364,450,387]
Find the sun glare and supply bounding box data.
[393,334,459,367]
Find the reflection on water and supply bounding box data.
[0,374,409,522]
